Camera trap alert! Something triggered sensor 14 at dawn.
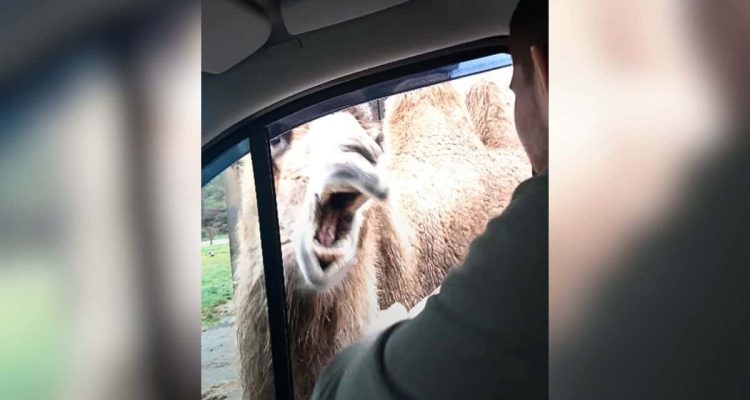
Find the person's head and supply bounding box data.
[509,0,549,173]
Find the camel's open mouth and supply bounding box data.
[313,190,366,270]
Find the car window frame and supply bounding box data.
[201,36,511,400]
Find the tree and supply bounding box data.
[202,176,228,241]
[223,164,243,291]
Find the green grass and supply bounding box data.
[201,241,233,326]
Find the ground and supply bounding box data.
[202,309,241,400]
[202,237,241,399]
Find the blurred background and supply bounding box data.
[1,0,747,399]
[551,0,723,345]
[0,1,200,399]
[550,0,749,398]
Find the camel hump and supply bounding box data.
[386,81,464,119]
[465,78,516,149]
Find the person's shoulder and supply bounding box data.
[512,171,548,201]
[481,171,547,236]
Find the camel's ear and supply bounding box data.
[345,103,383,146]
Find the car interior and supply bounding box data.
[7,1,738,399]
[202,0,518,151]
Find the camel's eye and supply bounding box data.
[270,133,290,161]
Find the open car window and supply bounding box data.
[201,51,528,400]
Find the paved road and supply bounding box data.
[202,314,241,400]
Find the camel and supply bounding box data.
[233,104,381,400]
[233,79,529,400]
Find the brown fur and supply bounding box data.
[234,82,529,400]
[369,82,523,307]
[234,111,378,400]
[466,78,532,210]
[466,78,518,149]
[233,160,274,399]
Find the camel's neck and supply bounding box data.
[275,259,377,400]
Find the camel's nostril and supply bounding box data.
[374,186,388,200]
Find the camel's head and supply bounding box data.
[271,104,385,292]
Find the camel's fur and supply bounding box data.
[234,81,529,400]
[466,78,518,149]
[465,78,532,209]
[368,82,526,308]
[234,106,380,400]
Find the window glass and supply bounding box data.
[201,154,276,400]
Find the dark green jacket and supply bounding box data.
[313,174,548,399]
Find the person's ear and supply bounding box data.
[530,45,548,97]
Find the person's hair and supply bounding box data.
[510,0,548,75]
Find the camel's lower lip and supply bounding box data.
[311,237,350,270]
[312,237,349,252]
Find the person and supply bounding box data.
[312,1,549,398]
[551,1,750,398]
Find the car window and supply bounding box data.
[201,53,528,400]
[201,153,277,399]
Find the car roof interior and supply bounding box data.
[202,0,519,148]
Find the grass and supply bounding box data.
[201,241,233,326]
